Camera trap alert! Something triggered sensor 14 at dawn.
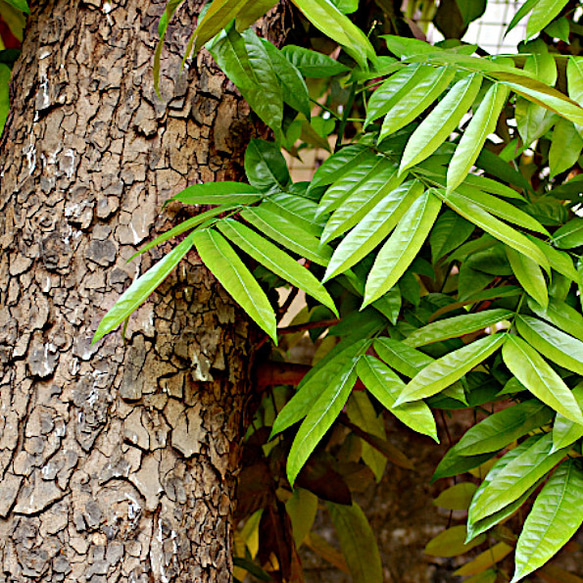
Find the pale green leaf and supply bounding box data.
[434,483,478,511]
[502,335,583,424]
[506,247,548,308]
[552,218,583,249]
[374,337,433,378]
[469,433,566,523]
[235,0,278,31]
[526,0,569,38]
[327,502,383,583]
[0,64,9,136]
[324,181,424,281]
[286,488,318,547]
[425,525,485,557]
[512,460,583,582]
[395,334,505,405]
[516,316,583,376]
[356,355,438,441]
[93,235,194,342]
[192,0,249,53]
[528,297,583,342]
[404,309,512,348]
[401,73,482,172]
[218,219,338,315]
[455,543,513,576]
[170,181,262,205]
[447,83,510,192]
[526,236,579,282]
[379,66,456,141]
[363,190,441,307]
[309,145,372,190]
[192,229,277,341]
[549,119,583,177]
[552,384,583,452]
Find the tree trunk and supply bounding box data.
[0,0,283,580]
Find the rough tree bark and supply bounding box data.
[0,0,284,580]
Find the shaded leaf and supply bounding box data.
[455,542,513,576]
[425,525,485,557]
[430,210,475,263]
[245,138,290,191]
[434,482,478,511]
[281,45,351,78]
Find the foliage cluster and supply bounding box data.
[96,0,583,581]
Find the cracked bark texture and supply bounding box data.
[0,0,285,580]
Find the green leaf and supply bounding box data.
[209,27,283,137]
[454,400,554,457]
[191,0,250,53]
[526,236,579,282]
[526,0,569,38]
[567,56,583,103]
[506,0,537,34]
[309,145,372,190]
[516,98,556,147]
[516,316,583,376]
[0,63,10,136]
[425,525,485,557]
[552,384,583,452]
[512,459,583,582]
[261,39,311,118]
[272,338,373,436]
[286,488,318,547]
[327,502,383,583]
[401,73,482,172]
[281,45,351,78]
[549,119,583,177]
[545,17,570,41]
[324,181,424,280]
[287,341,371,485]
[192,229,277,342]
[433,450,497,482]
[244,138,290,191]
[404,309,512,348]
[290,0,375,69]
[374,337,433,378]
[395,334,505,405]
[469,433,566,524]
[379,66,456,141]
[363,190,441,307]
[241,207,332,266]
[447,83,510,192]
[529,297,583,342]
[170,181,262,205]
[218,219,338,315]
[346,392,388,481]
[502,335,583,425]
[3,0,28,12]
[93,235,195,343]
[265,191,326,234]
[130,205,239,261]
[463,174,526,201]
[235,0,278,31]
[430,211,475,263]
[434,483,478,511]
[440,190,549,269]
[506,247,548,308]
[321,162,403,245]
[494,71,583,127]
[356,355,438,441]
[552,218,583,249]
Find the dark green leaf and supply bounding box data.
[430,211,475,263]
[281,45,351,78]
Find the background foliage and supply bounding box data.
[6,0,583,580]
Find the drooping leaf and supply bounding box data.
[208,27,283,138]
[218,219,338,315]
[363,190,441,307]
[287,340,371,485]
[447,83,509,192]
[401,73,482,172]
[356,355,438,440]
[244,138,290,191]
[324,181,424,280]
[552,218,583,249]
[549,119,583,177]
[286,488,318,548]
[241,207,332,266]
[235,0,278,31]
[395,334,505,405]
[425,525,485,557]
[502,335,583,425]
[516,316,583,376]
[170,181,263,205]
[327,502,383,583]
[261,39,311,118]
[506,247,549,308]
[379,66,456,141]
[512,460,583,582]
[192,229,277,342]
[454,542,514,576]
[552,384,583,452]
[440,190,549,269]
[433,482,478,511]
[93,235,195,342]
[403,309,512,348]
[468,433,566,523]
[290,0,375,69]
[281,45,351,78]
[191,0,249,53]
